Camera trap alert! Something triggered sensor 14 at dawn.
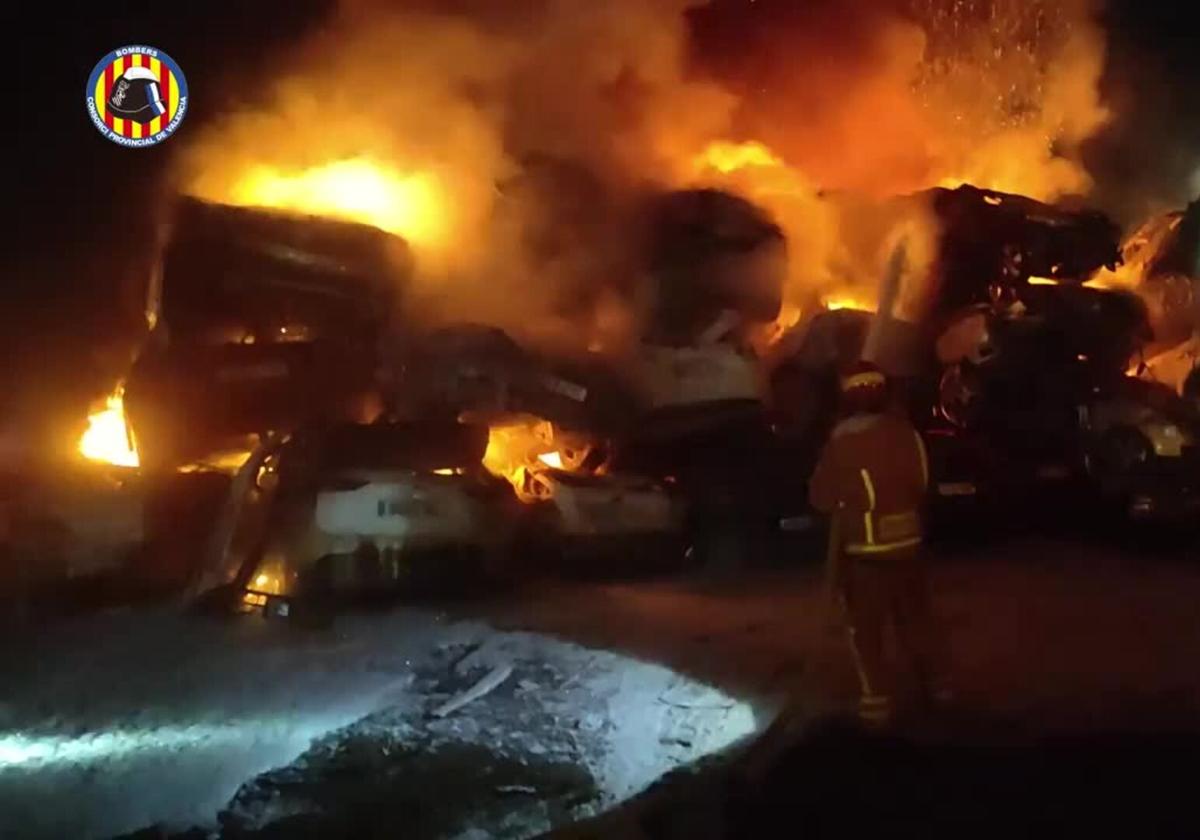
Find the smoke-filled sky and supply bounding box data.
[8,0,1200,411]
[169,0,1191,348]
[18,1,1200,267]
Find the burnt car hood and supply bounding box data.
[389,323,640,436]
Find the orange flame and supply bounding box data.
[694,140,785,175]
[1087,264,1139,291]
[822,294,875,312]
[225,157,449,249]
[78,385,139,468]
[482,418,557,501]
[483,418,599,502]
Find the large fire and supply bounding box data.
[225,157,449,249]
[174,1,1113,358]
[78,385,139,469]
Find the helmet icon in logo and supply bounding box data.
[86,46,188,147]
[108,66,168,123]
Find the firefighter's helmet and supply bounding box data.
[839,360,889,414]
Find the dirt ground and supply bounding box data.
[4,534,1200,838]
[484,536,1200,733]
[484,537,1200,837]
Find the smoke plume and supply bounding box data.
[180,0,1114,348]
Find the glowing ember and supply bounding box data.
[822,294,875,312]
[78,385,139,468]
[227,157,448,248]
[538,451,564,469]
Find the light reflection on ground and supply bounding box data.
[0,610,761,839]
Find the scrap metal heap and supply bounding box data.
[125,197,411,472]
[925,184,1121,318]
[770,184,1199,520]
[90,180,1200,607]
[1122,199,1200,399]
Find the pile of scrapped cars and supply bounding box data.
[767,187,1200,524]
[113,182,1200,615]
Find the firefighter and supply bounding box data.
[809,361,949,725]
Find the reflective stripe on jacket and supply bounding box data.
[809,412,929,554]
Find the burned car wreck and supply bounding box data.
[197,422,520,615]
[117,198,411,588]
[1116,199,1200,408]
[126,197,410,472]
[382,322,687,573]
[375,187,811,576]
[932,282,1200,519]
[137,177,1200,614]
[769,185,1199,522]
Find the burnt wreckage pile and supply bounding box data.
[122,181,1200,612]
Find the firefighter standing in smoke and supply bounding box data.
[809,361,949,724]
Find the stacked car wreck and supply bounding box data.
[97,178,1200,617]
[770,185,1200,522]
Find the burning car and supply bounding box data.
[386,323,636,434]
[641,188,786,346]
[1080,376,1200,520]
[103,198,412,589]
[915,187,1131,504]
[481,416,687,574]
[125,197,410,472]
[923,184,1121,319]
[586,189,822,568]
[195,421,519,615]
[930,281,1200,520]
[1114,200,1200,403]
[767,185,1200,525]
[1107,200,1200,351]
[386,323,686,573]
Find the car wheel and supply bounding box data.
[937,365,982,429]
[1091,427,1151,478]
[1086,426,1152,515]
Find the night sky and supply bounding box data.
[8,1,1200,433]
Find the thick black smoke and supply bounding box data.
[1086,2,1200,227]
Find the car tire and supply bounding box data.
[1087,426,1150,489]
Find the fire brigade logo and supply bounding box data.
[86,46,188,147]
